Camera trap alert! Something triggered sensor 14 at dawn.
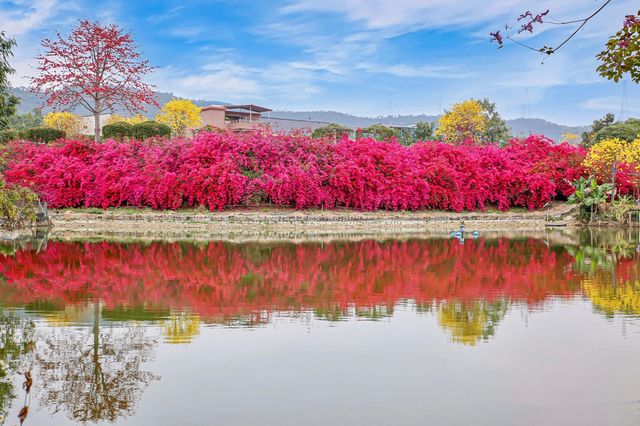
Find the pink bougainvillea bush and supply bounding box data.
[1,131,586,212]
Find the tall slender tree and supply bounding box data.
[31,20,158,142]
[0,32,19,130]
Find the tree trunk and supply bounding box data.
[93,301,100,362]
[611,161,617,201]
[94,98,101,143]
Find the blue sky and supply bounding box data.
[2,0,639,125]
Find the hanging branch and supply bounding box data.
[490,0,613,55]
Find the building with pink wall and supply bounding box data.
[200,104,272,132]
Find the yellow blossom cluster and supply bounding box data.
[436,99,488,144]
[43,112,82,136]
[583,137,640,177]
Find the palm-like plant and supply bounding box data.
[568,176,614,222]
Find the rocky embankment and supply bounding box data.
[41,204,579,242]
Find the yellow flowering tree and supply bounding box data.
[106,114,148,125]
[124,114,148,125]
[436,99,488,144]
[106,114,126,125]
[155,99,202,136]
[583,137,640,179]
[43,111,82,137]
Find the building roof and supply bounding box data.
[201,105,227,111]
[225,104,272,113]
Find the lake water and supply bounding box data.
[0,231,639,425]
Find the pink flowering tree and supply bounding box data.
[31,20,158,142]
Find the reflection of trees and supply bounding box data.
[0,238,582,325]
[583,278,640,317]
[437,299,508,346]
[35,302,157,423]
[572,229,640,318]
[0,313,35,423]
[163,312,200,344]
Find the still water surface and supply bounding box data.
[0,232,639,425]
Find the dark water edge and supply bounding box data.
[0,229,639,425]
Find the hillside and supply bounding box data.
[11,87,589,141]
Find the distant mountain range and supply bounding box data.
[10,87,225,117]
[11,87,589,141]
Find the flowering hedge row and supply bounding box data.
[1,131,586,211]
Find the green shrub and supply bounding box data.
[103,121,133,139]
[21,127,65,143]
[0,129,19,144]
[0,179,38,230]
[312,123,353,139]
[360,124,397,141]
[131,121,171,139]
[594,120,640,143]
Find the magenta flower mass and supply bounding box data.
[2,131,586,212]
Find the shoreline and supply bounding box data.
[28,203,580,241]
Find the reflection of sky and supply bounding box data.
[9,301,640,426]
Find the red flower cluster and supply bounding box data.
[2,131,585,211]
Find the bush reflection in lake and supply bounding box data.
[0,234,639,425]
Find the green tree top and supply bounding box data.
[0,32,19,130]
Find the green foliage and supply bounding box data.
[582,113,615,148]
[594,118,640,144]
[311,123,353,139]
[414,121,435,141]
[567,176,614,222]
[21,127,65,143]
[0,128,18,144]
[477,98,511,144]
[102,121,133,139]
[596,11,640,83]
[7,108,44,130]
[607,195,637,223]
[0,178,38,230]
[131,121,171,139]
[361,124,397,141]
[0,32,19,130]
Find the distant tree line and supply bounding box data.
[311,98,510,146]
[582,113,640,148]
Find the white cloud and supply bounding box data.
[153,57,331,103]
[581,96,640,115]
[152,64,262,101]
[281,0,635,34]
[0,0,59,36]
[358,63,474,79]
